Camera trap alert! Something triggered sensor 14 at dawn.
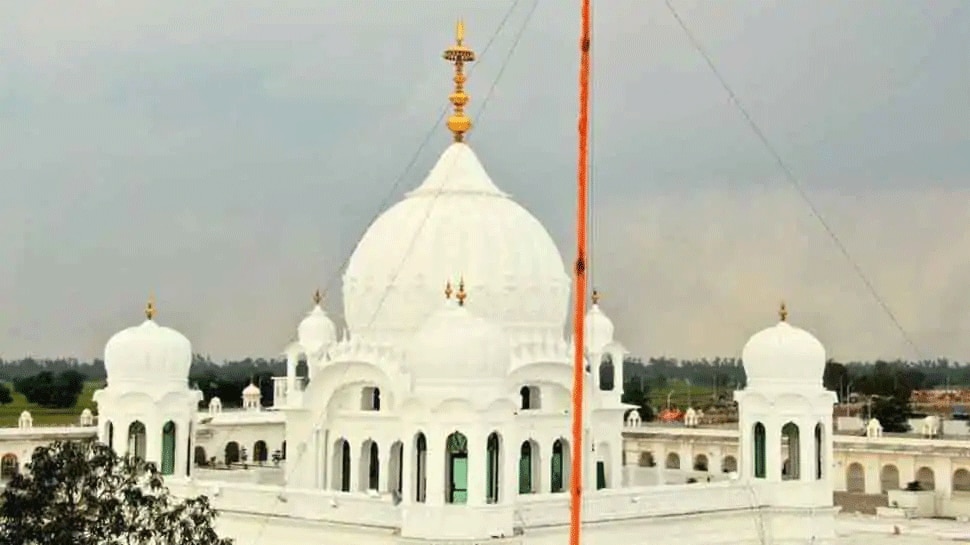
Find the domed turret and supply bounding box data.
[103,297,192,389]
[297,289,337,355]
[405,279,510,382]
[741,302,826,389]
[585,290,615,353]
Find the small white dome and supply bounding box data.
[584,292,614,353]
[741,307,825,389]
[243,383,261,396]
[81,408,93,416]
[406,292,510,382]
[104,305,192,389]
[298,291,337,355]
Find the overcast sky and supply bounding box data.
[1,1,968,363]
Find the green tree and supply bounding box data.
[622,378,655,421]
[0,383,12,405]
[0,440,233,545]
[871,395,911,433]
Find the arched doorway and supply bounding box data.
[518,440,539,494]
[880,465,900,493]
[722,456,738,473]
[551,438,569,493]
[194,446,208,466]
[753,422,766,478]
[781,422,800,480]
[665,452,680,470]
[360,440,379,492]
[916,466,935,491]
[693,454,709,472]
[331,439,351,492]
[413,433,427,503]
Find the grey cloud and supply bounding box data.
[1,1,967,360]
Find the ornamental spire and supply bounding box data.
[591,289,600,305]
[778,301,788,322]
[456,276,467,306]
[442,19,476,142]
[145,295,156,321]
[313,289,323,306]
[444,280,453,300]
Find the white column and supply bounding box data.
[502,432,519,503]
[610,437,623,488]
[799,418,814,482]
[467,433,484,505]
[145,416,161,467]
[348,438,360,492]
[286,353,297,403]
[766,421,782,483]
[426,433,444,505]
[655,443,666,485]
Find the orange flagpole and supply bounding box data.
[569,1,592,545]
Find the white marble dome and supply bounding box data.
[298,291,337,355]
[741,306,825,388]
[584,292,615,353]
[104,303,192,389]
[343,143,570,342]
[405,288,511,382]
[243,382,261,396]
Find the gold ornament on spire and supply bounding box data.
[456,276,467,306]
[778,301,788,322]
[442,19,476,142]
[145,295,156,320]
[591,289,600,305]
[313,289,323,305]
[444,280,453,300]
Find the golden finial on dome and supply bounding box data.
[778,301,788,322]
[313,289,323,305]
[442,18,476,143]
[444,280,453,300]
[456,276,467,306]
[591,289,601,305]
[145,295,156,321]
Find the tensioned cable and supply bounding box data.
[662,0,926,360]
[243,4,540,543]
[318,0,526,298]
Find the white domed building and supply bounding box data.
[86,23,841,545]
[93,298,202,477]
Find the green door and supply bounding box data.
[596,461,607,490]
[161,422,176,475]
[450,455,468,503]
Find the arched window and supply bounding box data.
[194,446,208,466]
[281,440,287,460]
[814,423,824,480]
[105,421,114,450]
[253,440,268,464]
[387,441,403,496]
[359,440,379,492]
[128,421,147,461]
[1,454,19,480]
[753,423,766,479]
[486,433,501,503]
[639,451,655,467]
[722,455,738,473]
[361,387,380,411]
[916,466,935,491]
[519,386,541,410]
[549,439,570,492]
[952,469,970,493]
[781,422,799,480]
[880,465,900,493]
[598,354,615,391]
[340,440,351,491]
[665,452,680,470]
[518,440,540,494]
[846,462,865,493]
[160,421,176,475]
[224,441,240,465]
[445,432,468,504]
[414,433,427,503]
[185,422,193,477]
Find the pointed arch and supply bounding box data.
[445,432,469,504]
[881,465,900,493]
[846,462,865,493]
[331,438,351,492]
[814,422,824,480]
[753,422,766,479]
[0,454,19,480]
[160,421,176,475]
[127,421,146,460]
[104,420,114,450]
[413,432,427,503]
[598,354,615,391]
[781,422,800,480]
[551,438,570,493]
[224,441,240,465]
[518,440,540,494]
[360,439,379,491]
[486,432,501,503]
[253,440,268,464]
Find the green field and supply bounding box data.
[646,380,720,409]
[0,381,102,428]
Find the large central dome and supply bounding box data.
[342,142,570,342]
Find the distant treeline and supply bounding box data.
[2,355,967,410]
